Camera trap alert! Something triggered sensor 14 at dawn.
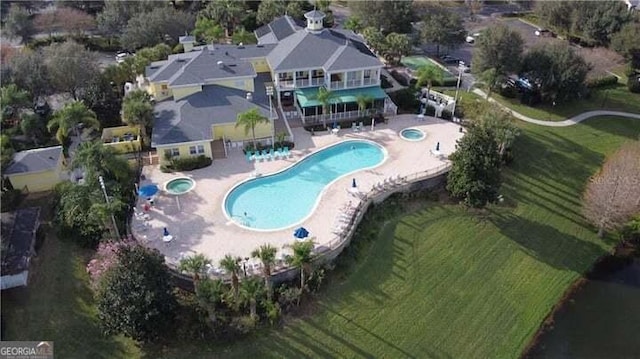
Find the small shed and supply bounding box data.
[1,207,41,290]
[3,146,65,192]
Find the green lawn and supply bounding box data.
[3,117,639,358]
[151,117,640,358]
[489,84,640,122]
[0,196,141,359]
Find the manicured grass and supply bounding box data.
[489,84,640,121]
[149,117,640,358]
[0,196,140,359]
[3,118,639,358]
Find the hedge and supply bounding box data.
[586,75,619,88]
[628,75,640,93]
[161,155,212,173]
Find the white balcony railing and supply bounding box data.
[310,78,325,86]
[329,81,344,90]
[363,78,378,86]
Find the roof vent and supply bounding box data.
[217,60,224,68]
[257,45,264,48]
[246,92,253,101]
[176,59,186,63]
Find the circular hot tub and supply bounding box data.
[164,177,196,195]
[400,128,426,142]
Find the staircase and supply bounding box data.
[211,140,226,159]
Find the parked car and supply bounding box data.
[441,55,462,64]
[115,52,131,63]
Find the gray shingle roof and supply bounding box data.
[266,29,381,72]
[1,207,40,276]
[179,35,195,43]
[304,10,325,20]
[146,44,276,85]
[255,16,301,44]
[4,146,62,175]
[152,73,273,146]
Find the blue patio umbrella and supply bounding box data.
[163,227,170,236]
[352,178,357,188]
[138,184,159,197]
[294,227,309,239]
[436,142,440,151]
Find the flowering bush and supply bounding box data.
[86,237,136,288]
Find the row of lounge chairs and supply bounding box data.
[245,147,291,162]
[351,121,366,132]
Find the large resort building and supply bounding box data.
[144,10,397,165]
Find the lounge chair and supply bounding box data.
[351,122,357,132]
[358,121,364,131]
[253,151,263,161]
[275,148,283,159]
[245,151,253,162]
[268,148,275,159]
[283,146,290,157]
[261,149,270,160]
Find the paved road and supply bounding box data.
[473,89,640,127]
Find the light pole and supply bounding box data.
[98,175,121,240]
[266,85,275,146]
[452,61,464,122]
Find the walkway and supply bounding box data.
[472,89,640,127]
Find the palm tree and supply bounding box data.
[178,253,212,286]
[203,0,245,38]
[195,277,225,325]
[72,141,131,184]
[251,244,277,300]
[219,254,241,306]
[47,101,99,146]
[1,84,31,124]
[235,108,269,150]
[313,86,335,127]
[356,94,373,117]
[231,26,256,45]
[121,90,153,145]
[285,239,315,291]
[194,17,225,44]
[416,66,443,109]
[240,276,264,320]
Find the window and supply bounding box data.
[165,148,179,158]
[161,84,168,90]
[189,145,205,155]
[364,69,372,79]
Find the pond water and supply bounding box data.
[526,258,640,359]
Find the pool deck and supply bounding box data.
[135,114,464,268]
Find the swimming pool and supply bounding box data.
[400,128,426,141]
[164,177,195,195]
[224,140,386,231]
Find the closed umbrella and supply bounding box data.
[138,184,159,197]
[294,227,309,239]
[352,178,357,188]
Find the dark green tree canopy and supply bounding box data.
[3,5,35,43]
[521,43,591,104]
[257,0,287,25]
[43,41,100,100]
[611,22,640,68]
[447,124,502,208]
[96,245,176,342]
[472,24,524,76]
[348,0,414,34]
[6,49,51,98]
[420,8,466,55]
[120,7,196,50]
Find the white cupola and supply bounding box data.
[304,10,325,32]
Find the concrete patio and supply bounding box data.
[133,114,464,270]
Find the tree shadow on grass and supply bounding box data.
[489,212,607,273]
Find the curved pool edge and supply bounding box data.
[400,127,427,142]
[221,139,388,233]
[163,176,197,195]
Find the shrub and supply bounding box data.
[441,109,453,120]
[381,75,393,89]
[75,36,121,52]
[161,155,212,172]
[389,87,419,113]
[173,43,184,54]
[499,84,519,98]
[628,75,640,93]
[390,70,411,86]
[0,189,22,212]
[586,75,619,88]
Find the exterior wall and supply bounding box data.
[249,58,271,73]
[204,77,254,92]
[102,126,142,154]
[172,85,203,100]
[212,122,273,141]
[148,82,171,101]
[8,170,63,192]
[0,271,29,290]
[155,140,213,166]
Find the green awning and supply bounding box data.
[295,86,387,108]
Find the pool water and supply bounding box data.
[400,128,426,141]
[224,140,385,230]
[165,178,195,195]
